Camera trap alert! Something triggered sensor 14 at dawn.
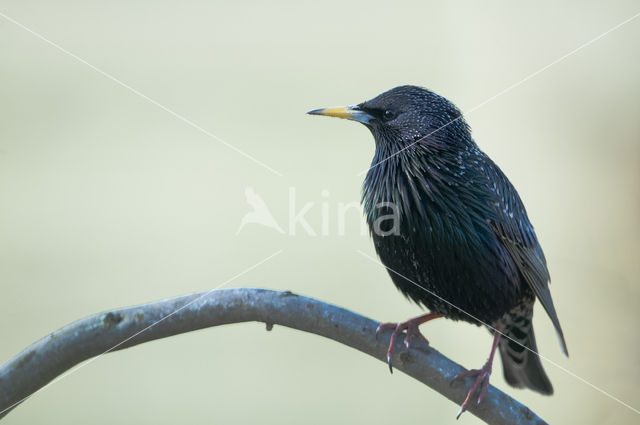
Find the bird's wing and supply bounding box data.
[486,161,569,356]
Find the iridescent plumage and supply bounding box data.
[310,85,568,411]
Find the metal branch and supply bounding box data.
[0,288,546,424]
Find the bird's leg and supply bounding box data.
[375,312,442,373]
[453,327,502,419]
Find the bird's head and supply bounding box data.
[308,85,471,152]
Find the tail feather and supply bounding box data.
[499,309,553,395]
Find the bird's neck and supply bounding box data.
[361,137,485,232]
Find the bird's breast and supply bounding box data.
[362,165,522,324]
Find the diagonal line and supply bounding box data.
[357,249,640,415]
[0,249,283,416]
[357,10,640,177]
[0,11,283,177]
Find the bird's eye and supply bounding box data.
[382,109,397,121]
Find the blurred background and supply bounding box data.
[1,1,639,424]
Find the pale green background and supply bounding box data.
[1,1,639,424]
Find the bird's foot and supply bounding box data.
[452,361,493,419]
[375,313,442,373]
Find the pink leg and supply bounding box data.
[376,312,442,373]
[453,328,502,419]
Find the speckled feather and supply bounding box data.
[358,86,568,394]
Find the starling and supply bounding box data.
[308,85,568,418]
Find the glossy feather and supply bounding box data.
[356,86,567,393]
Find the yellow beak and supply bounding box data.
[307,105,373,124]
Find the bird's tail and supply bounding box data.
[498,309,553,395]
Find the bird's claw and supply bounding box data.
[376,317,433,373]
[453,364,493,419]
[375,322,397,339]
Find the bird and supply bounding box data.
[308,85,568,418]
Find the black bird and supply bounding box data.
[308,86,568,418]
